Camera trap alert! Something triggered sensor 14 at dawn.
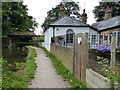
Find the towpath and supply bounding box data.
[29,46,70,88]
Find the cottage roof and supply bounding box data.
[92,16,120,31]
[49,16,90,27]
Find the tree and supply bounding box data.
[41,2,80,31]
[93,2,120,21]
[2,2,38,37]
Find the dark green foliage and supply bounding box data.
[96,56,120,87]
[64,2,80,17]
[117,47,120,51]
[1,47,37,88]
[39,36,44,42]
[2,2,38,37]
[93,2,120,21]
[40,46,87,89]
[41,2,80,31]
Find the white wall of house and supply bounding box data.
[54,27,89,36]
[89,28,98,34]
[44,26,99,51]
[44,27,53,51]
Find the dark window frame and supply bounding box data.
[117,31,120,46]
[103,35,108,41]
[66,29,74,46]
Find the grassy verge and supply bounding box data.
[2,46,37,88]
[40,46,87,89]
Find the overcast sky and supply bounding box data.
[23,0,100,35]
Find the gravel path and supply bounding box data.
[29,46,70,88]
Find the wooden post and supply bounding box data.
[73,33,88,84]
[85,33,90,69]
[110,33,116,89]
[110,34,116,69]
[76,34,81,80]
[73,34,76,75]
[100,33,103,44]
[80,33,88,83]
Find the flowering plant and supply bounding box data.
[97,43,120,52]
[96,43,120,87]
[97,43,111,52]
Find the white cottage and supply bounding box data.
[43,2,99,51]
[43,15,98,51]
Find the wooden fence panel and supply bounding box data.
[73,33,88,83]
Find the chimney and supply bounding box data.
[59,3,64,17]
[81,9,87,24]
[104,7,112,20]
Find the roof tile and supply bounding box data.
[50,16,89,27]
[92,16,120,31]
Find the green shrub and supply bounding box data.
[117,47,120,51]
[2,46,37,88]
[96,57,120,87]
[39,36,44,42]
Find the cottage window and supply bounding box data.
[117,31,120,46]
[110,32,112,43]
[103,35,108,41]
[91,35,97,43]
[92,35,96,39]
[66,29,74,46]
[110,32,117,43]
[91,35,97,47]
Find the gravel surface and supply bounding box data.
[29,46,70,88]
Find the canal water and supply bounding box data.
[2,46,27,64]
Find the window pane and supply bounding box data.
[92,35,96,39]
[66,29,74,46]
[70,34,73,43]
[104,35,108,41]
[118,31,120,46]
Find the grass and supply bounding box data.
[2,46,37,88]
[40,46,87,89]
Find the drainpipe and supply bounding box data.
[53,26,55,37]
[51,26,55,43]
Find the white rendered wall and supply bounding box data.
[89,28,99,34]
[54,27,90,36]
[44,26,99,51]
[44,27,53,51]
